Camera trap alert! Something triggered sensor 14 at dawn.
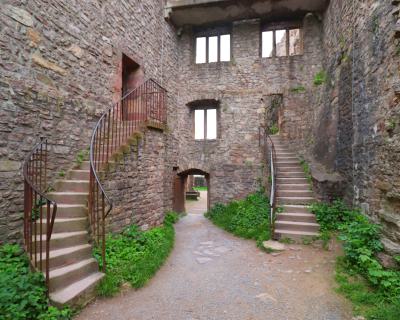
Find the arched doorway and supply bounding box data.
[173,168,210,214]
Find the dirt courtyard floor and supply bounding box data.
[76,192,352,320]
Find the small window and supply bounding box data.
[195,34,231,64]
[289,28,302,56]
[261,27,303,58]
[261,31,274,58]
[275,30,287,57]
[220,34,231,61]
[194,108,217,140]
[195,37,206,64]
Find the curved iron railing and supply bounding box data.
[89,79,167,271]
[259,126,277,237]
[23,137,57,290]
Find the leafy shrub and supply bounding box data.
[269,124,279,135]
[313,70,327,86]
[0,244,71,320]
[311,200,400,319]
[95,214,177,296]
[205,190,270,245]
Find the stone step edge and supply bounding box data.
[50,272,104,306]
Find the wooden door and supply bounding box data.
[173,175,185,213]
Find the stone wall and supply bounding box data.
[176,15,324,205]
[104,129,169,233]
[0,0,179,243]
[310,0,400,253]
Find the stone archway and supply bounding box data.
[173,168,210,214]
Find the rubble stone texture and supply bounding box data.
[0,0,399,254]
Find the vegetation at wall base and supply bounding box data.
[193,186,208,191]
[94,212,179,297]
[0,244,72,320]
[311,200,400,320]
[205,190,270,247]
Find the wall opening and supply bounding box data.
[173,169,210,214]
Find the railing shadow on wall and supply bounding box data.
[259,126,277,238]
[89,78,167,272]
[23,137,57,291]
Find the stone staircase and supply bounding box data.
[42,160,104,307]
[270,135,320,241]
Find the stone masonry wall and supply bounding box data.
[311,0,400,254]
[176,15,324,205]
[0,0,179,243]
[104,129,168,233]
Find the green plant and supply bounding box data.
[75,149,89,166]
[269,124,279,135]
[279,237,295,244]
[193,186,208,191]
[313,70,327,86]
[205,190,270,246]
[95,212,178,296]
[311,200,400,319]
[290,85,306,94]
[299,159,312,184]
[0,244,72,320]
[58,170,65,178]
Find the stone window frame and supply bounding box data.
[187,99,220,141]
[193,24,232,64]
[260,21,304,58]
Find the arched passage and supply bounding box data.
[173,168,210,214]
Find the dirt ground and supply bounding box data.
[76,192,352,320]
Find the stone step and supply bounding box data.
[43,204,87,218]
[40,217,88,233]
[277,172,306,178]
[74,161,90,170]
[47,192,88,205]
[55,180,89,192]
[274,229,320,241]
[277,177,309,184]
[32,231,88,251]
[282,205,311,214]
[276,190,314,197]
[36,244,92,269]
[276,166,303,172]
[49,258,99,292]
[276,157,298,162]
[276,212,317,223]
[276,161,301,166]
[278,184,310,190]
[67,170,90,180]
[277,196,314,205]
[50,272,104,307]
[275,221,320,233]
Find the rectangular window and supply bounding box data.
[194,108,217,140]
[261,27,303,58]
[275,30,287,57]
[196,37,206,64]
[289,28,302,56]
[195,34,231,64]
[220,34,231,61]
[261,31,274,58]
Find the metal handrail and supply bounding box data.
[259,126,277,237]
[23,137,57,291]
[89,79,167,272]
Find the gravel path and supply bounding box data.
[76,194,352,320]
